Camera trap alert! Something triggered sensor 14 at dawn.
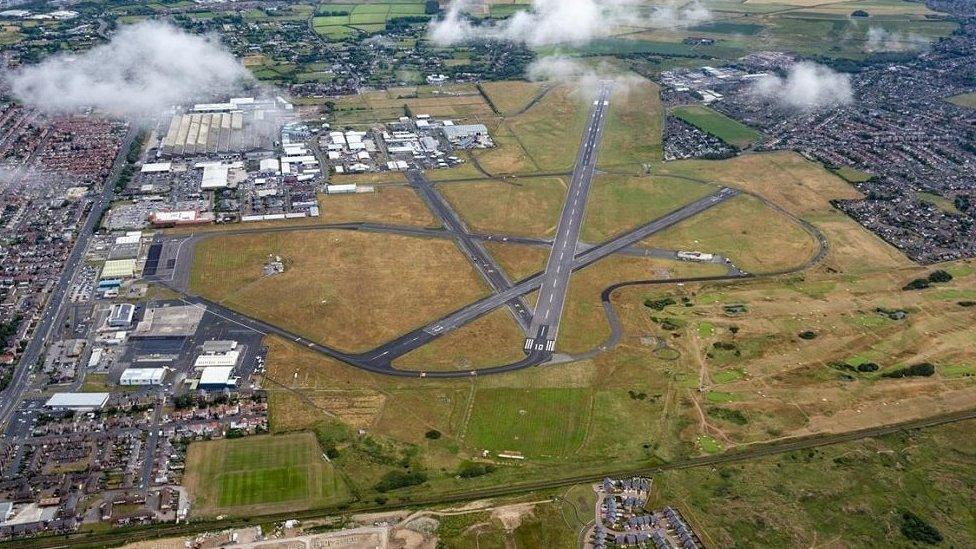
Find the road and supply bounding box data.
[405,170,533,334]
[526,82,613,354]
[0,127,136,432]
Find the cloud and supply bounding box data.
[750,62,853,110]
[865,26,928,52]
[5,21,252,118]
[647,1,712,28]
[428,0,711,47]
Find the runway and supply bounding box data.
[526,81,613,353]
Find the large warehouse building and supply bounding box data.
[119,368,166,386]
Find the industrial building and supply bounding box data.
[201,340,238,354]
[198,366,236,390]
[107,303,135,328]
[45,393,109,411]
[119,368,166,386]
[441,124,492,147]
[193,350,240,368]
[158,97,293,157]
[100,259,136,280]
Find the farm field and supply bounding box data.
[183,432,349,516]
[671,105,762,149]
[189,229,488,352]
[463,388,591,458]
[312,1,429,40]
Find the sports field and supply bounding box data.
[463,388,591,457]
[672,105,762,149]
[183,432,349,516]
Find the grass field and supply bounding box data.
[672,105,762,149]
[189,229,488,352]
[393,307,528,371]
[463,388,591,457]
[479,81,548,116]
[654,151,913,274]
[640,193,819,273]
[948,92,976,108]
[312,1,428,40]
[437,177,567,238]
[183,433,348,516]
[597,77,664,170]
[484,242,549,280]
[653,419,976,547]
[581,174,718,243]
[319,185,439,226]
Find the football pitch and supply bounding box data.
[184,432,349,515]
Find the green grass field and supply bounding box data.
[672,105,762,149]
[184,432,349,516]
[463,388,591,457]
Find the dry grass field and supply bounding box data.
[655,151,913,274]
[437,176,567,238]
[318,185,440,226]
[479,81,549,116]
[393,307,528,371]
[190,229,488,352]
[484,243,549,281]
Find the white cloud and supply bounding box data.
[750,62,853,110]
[428,0,712,47]
[865,26,928,52]
[5,21,252,118]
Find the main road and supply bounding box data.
[525,81,613,353]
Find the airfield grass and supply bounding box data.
[640,194,819,273]
[318,184,439,226]
[581,174,718,243]
[597,77,664,170]
[672,105,762,149]
[189,229,488,352]
[504,84,590,173]
[948,92,976,108]
[393,307,528,371]
[484,242,549,281]
[654,151,913,274]
[183,432,348,516]
[479,81,548,116]
[557,256,730,354]
[437,176,567,238]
